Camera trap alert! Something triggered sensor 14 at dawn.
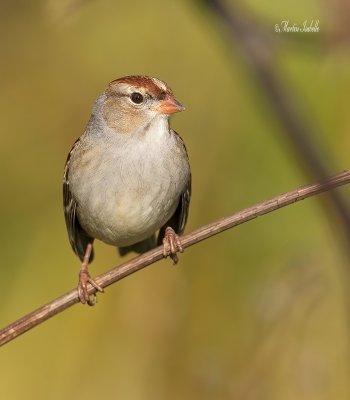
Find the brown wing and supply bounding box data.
[63,138,94,262]
[158,131,191,244]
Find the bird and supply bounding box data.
[63,76,191,305]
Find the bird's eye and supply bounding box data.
[130,92,144,104]
[159,91,166,100]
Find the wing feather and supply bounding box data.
[63,138,94,262]
[158,131,191,243]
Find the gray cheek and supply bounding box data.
[101,97,149,134]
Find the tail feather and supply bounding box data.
[118,235,156,257]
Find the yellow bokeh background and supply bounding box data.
[1,1,350,399]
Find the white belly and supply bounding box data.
[69,132,189,246]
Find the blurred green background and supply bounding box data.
[1,0,350,399]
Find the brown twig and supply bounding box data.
[200,0,350,240]
[1,170,350,347]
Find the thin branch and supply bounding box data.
[200,0,350,240]
[1,170,350,347]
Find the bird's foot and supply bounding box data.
[77,242,104,306]
[162,227,184,265]
[78,267,104,306]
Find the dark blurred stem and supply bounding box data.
[1,170,350,347]
[202,0,350,241]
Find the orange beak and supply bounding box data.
[157,96,185,115]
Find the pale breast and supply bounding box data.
[68,129,190,246]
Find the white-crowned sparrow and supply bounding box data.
[63,76,191,305]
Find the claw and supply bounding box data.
[77,242,104,306]
[78,269,104,306]
[162,227,184,265]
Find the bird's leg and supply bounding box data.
[78,242,104,306]
[162,227,184,265]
